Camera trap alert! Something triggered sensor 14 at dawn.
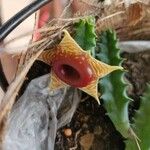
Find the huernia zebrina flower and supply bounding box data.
[39,30,123,104]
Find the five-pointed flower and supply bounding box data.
[39,30,123,104]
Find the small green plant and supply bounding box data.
[126,84,150,150]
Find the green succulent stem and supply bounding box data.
[96,30,131,138]
[74,16,96,56]
[126,84,150,150]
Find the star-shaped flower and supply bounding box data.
[39,30,123,104]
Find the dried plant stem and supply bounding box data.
[99,11,125,22]
[129,128,141,150]
[60,0,74,18]
[0,49,43,122]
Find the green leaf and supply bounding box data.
[126,84,150,150]
[96,30,131,138]
[74,16,96,56]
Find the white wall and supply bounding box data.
[1,0,35,53]
[0,0,35,101]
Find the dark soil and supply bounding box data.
[21,50,150,150]
[55,98,125,150]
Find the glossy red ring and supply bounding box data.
[52,53,94,88]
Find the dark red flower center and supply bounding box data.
[60,64,80,80]
[52,52,94,88]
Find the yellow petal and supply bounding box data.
[59,30,84,54]
[49,71,66,90]
[80,80,100,104]
[38,50,54,65]
[89,55,123,78]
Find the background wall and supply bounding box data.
[0,0,35,103]
[1,0,34,53]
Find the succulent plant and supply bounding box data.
[96,29,131,138]
[126,84,150,150]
